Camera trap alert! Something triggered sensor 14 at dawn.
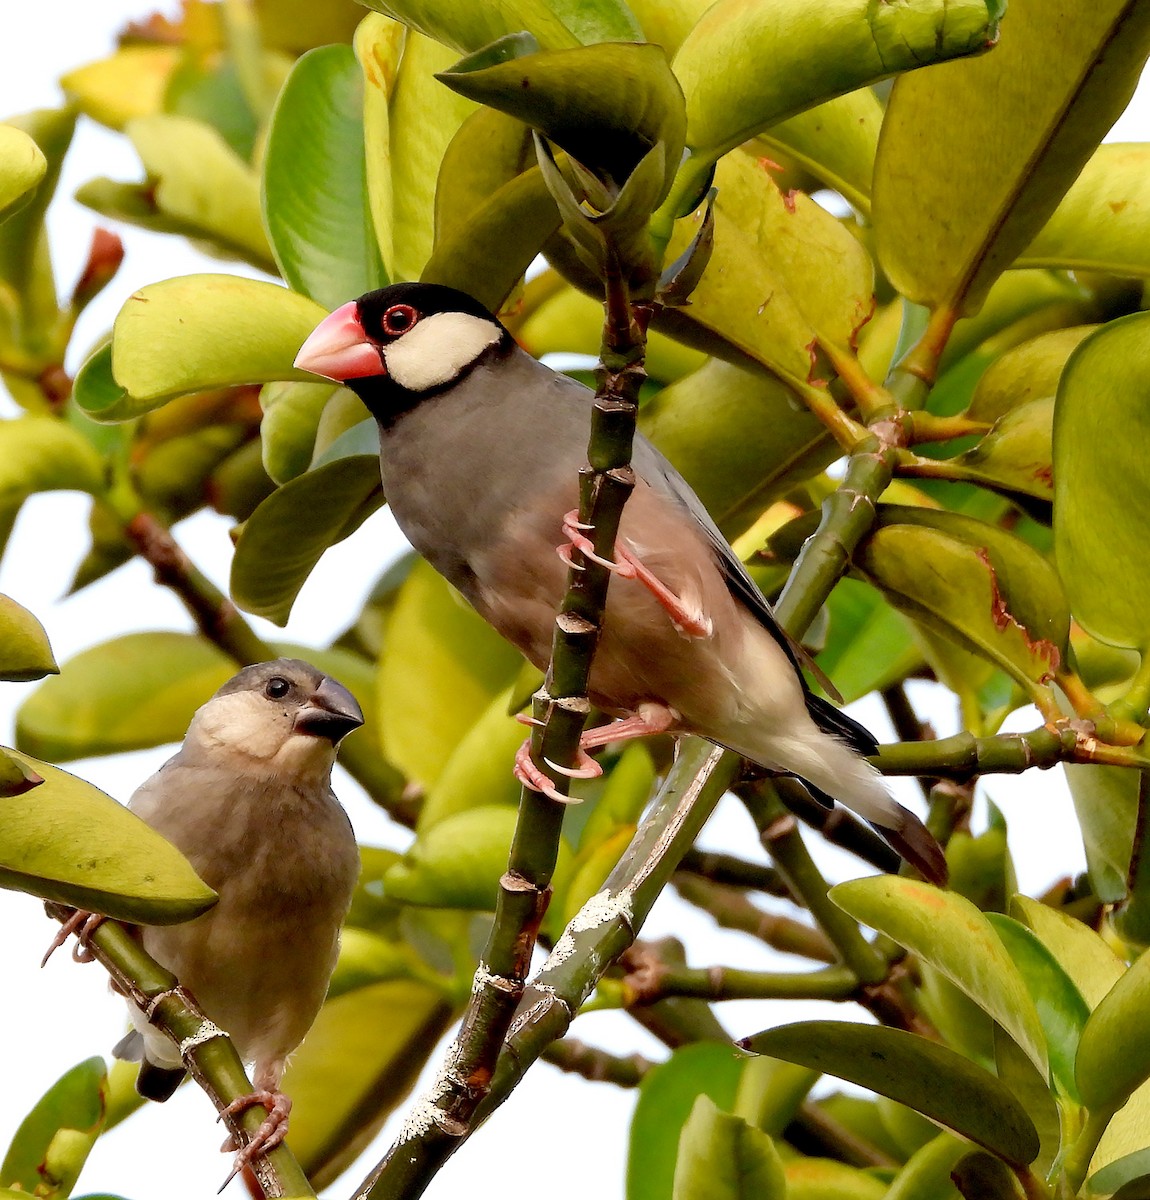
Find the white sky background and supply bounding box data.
[0,4,1145,1198]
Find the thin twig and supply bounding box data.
[541,1038,653,1087]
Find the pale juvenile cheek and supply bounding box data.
[190,693,292,759]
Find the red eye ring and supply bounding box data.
[381,303,418,337]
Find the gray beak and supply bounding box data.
[293,677,364,743]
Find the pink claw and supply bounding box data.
[42,910,105,968]
[543,750,604,780]
[218,1090,292,1191]
[514,739,581,804]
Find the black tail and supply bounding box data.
[805,693,879,755]
[137,1061,186,1102]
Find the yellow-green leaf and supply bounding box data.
[672,1095,786,1200]
[873,0,1150,315]
[378,560,521,788]
[831,876,1048,1075]
[745,1021,1040,1166]
[0,1058,106,1200]
[1053,311,1150,650]
[0,593,56,681]
[60,47,178,129]
[0,749,216,923]
[1020,143,1150,277]
[675,0,998,164]
[0,124,46,224]
[1077,948,1150,1111]
[99,275,326,417]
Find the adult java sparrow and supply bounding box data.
[295,283,944,883]
[105,660,362,1169]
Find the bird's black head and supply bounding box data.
[294,282,510,426]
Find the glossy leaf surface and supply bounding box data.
[0,749,215,923]
[0,594,56,681]
[874,0,1150,315]
[1054,311,1150,649]
[832,876,1048,1074]
[263,45,385,308]
[672,1095,785,1200]
[745,1021,1040,1166]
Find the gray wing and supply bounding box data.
[630,435,806,669]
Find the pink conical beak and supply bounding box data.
[294,300,385,381]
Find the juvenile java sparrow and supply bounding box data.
[295,283,943,882]
[110,660,362,1167]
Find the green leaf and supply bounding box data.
[993,1027,1061,1178]
[967,325,1096,423]
[0,124,46,223]
[259,379,338,484]
[230,452,384,624]
[90,275,326,419]
[986,912,1090,1101]
[1020,144,1150,277]
[1053,311,1150,650]
[1011,894,1125,1009]
[675,0,998,163]
[754,89,882,217]
[263,45,385,308]
[640,358,831,539]
[1090,1147,1150,1198]
[415,688,526,832]
[87,115,272,270]
[816,578,924,704]
[744,1022,1040,1167]
[0,1058,106,1200]
[873,0,1150,315]
[856,513,1066,692]
[387,32,477,282]
[784,1158,888,1200]
[0,417,105,556]
[672,1095,785,1200]
[386,805,560,908]
[950,1149,1027,1200]
[940,398,1055,511]
[831,876,1048,1075]
[1064,763,1137,904]
[0,748,216,923]
[281,980,454,1188]
[439,40,685,199]
[0,593,56,681]
[356,0,579,53]
[654,149,874,391]
[1076,947,1150,1111]
[326,926,436,999]
[0,107,75,317]
[422,168,560,313]
[378,559,522,788]
[628,1044,746,1200]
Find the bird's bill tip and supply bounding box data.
[295,300,384,381]
[293,676,365,743]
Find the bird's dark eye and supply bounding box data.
[265,677,291,699]
[381,303,417,337]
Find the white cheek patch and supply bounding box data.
[384,311,502,391]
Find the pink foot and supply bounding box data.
[556,510,713,639]
[514,739,600,803]
[42,910,105,967]
[218,1090,292,1189]
[513,703,679,802]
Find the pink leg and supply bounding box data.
[218,1072,292,1189]
[42,910,105,967]
[514,703,679,802]
[556,510,713,639]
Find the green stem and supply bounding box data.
[1110,648,1150,727]
[744,789,887,984]
[1060,1103,1118,1195]
[672,872,837,962]
[677,848,789,896]
[541,1038,653,1087]
[628,961,859,1004]
[45,905,313,1199]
